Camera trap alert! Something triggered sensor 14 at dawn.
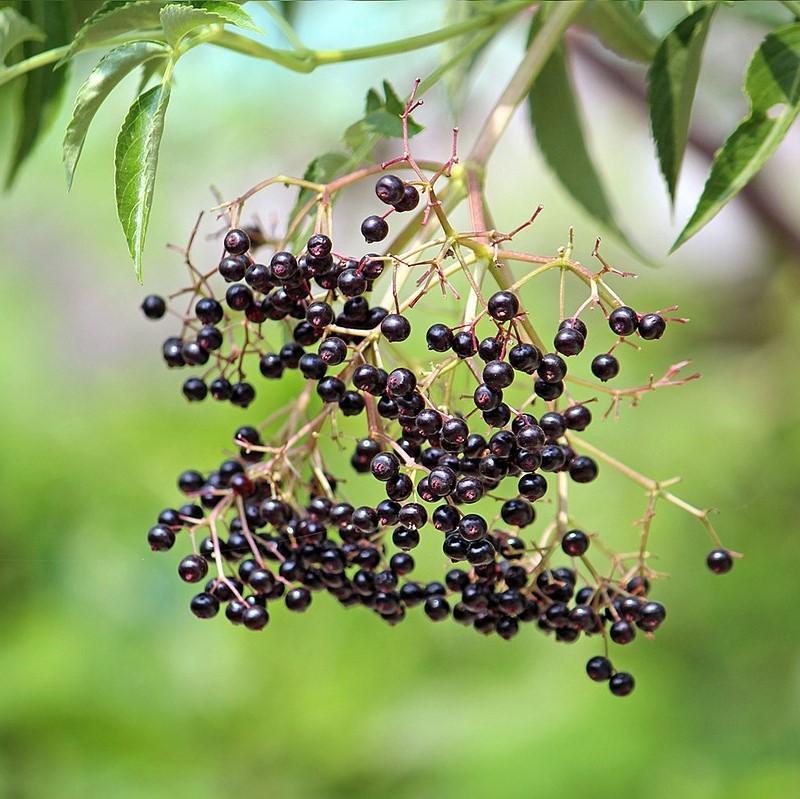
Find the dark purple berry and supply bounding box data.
[361,215,389,243]
[141,294,166,319]
[591,353,619,381]
[375,174,405,205]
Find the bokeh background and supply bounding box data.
[1,2,799,797]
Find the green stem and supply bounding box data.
[0,44,68,87]
[211,0,531,73]
[310,1,530,66]
[468,0,585,166]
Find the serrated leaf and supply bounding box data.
[528,13,641,258]
[160,1,258,47]
[344,80,422,149]
[673,23,800,250]
[648,5,715,205]
[382,80,404,116]
[114,79,171,280]
[5,0,72,187]
[64,40,168,189]
[576,0,658,63]
[64,1,165,61]
[64,0,254,61]
[0,7,44,63]
[365,88,381,112]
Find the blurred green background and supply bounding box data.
[1,2,798,797]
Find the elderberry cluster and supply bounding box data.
[142,166,734,698]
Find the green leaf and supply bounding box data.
[63,40,168,189]
[6,0,73,187]
[64,1,165,61]
[114,79,171,280]
[648,5,715,206]
[0,7,44,63]
[673,23,800,250]
[64,0,255,61]
[344,80,422,150]
[527,13,640,257]
[576,0,658,63]
[136,47,167,92]
[626,0,645,14]
[160,1,258,47]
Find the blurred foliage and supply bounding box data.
[0,2,799,798]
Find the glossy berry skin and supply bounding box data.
[610,620,636,645]
[178,554,208,583]
[540,412,566,439]
[562,529,589,556]
[182,378,208,402]
[318,337,347,366]
[537,353,567,384]
[608,306,638,336]
[559,317,587,339]
[424,596,450,621]
[393,184,420,212]
[509,343,540,374]
[707,549,734,574]
[243,605,269,631]
[148,525,175,551]
[306,301,335,328]
[534,379,563,401]
[226,284,253,311]
[609,672,635,697]
[638,313,666,340]
[586,656,613,682]
[426,324,453,352]
[473,384,501,412]
[307,234,332,258]
[375,174,405,205]
[386,367,416,397]
[478,337,503,363]
[230,382,255,408]
[381,314,411,342]
[195,297,224,324]
[451,331,477,358]
[564,404,591,432]
[638,601,667,631]
[568,456,598,483]
[224,228,250,254]
[487,290,519,321]
[482,360,514,390]
[591,353,619,382]
[518,473,547,501]
[371,452,400,482]
[554,328,585,357]
[218,255,247,282]
[361,215,389,243]
[141,295,166,319]
[190,592,220,619]
[286,587,312,611]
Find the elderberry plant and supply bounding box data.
[140,84,737,698]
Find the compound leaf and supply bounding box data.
[114,78,171,280]
[576,0,658,63]
[64,39,168,188]
[673,23,800,249]
[648,5,716,205]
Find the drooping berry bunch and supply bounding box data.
[141,85,736,696]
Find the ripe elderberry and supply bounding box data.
[361,215,389,243]
[142,128,730,700]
